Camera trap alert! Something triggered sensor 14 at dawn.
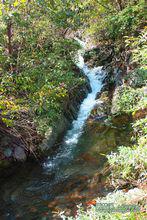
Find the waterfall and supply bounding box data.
[43,40,105,171]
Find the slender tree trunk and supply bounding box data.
[115,0,123,11]
[7,20,13,55]
[2,0,13,56]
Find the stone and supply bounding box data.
[3,148,13,157]
[13,146,26,161]
[111,114,131,126]
[111,86,122,114]
[114,68,123,86]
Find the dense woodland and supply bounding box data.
[0,0,147,219]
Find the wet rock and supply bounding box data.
[3,148,13,158]
[111,114,132,126]
[84,45,114,68]
[13,146,26,161]
[103,64,113,75]
[81,153,99,165]
[91,101,106,116]
[93,115,108,122]
[90,92,110,120]
[79,112,132,165]
[87,120,107,133]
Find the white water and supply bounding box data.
[44,40,105,171]
[64,66,104,147]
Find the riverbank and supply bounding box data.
[0,36,146,219]
[0,63,91,172]
[61,26,147,219]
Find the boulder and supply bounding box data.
[13,146,26,161]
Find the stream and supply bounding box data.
[0,42,107,219]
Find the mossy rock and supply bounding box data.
[111,113,132,127]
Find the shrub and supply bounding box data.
[106,2,146,40]
[107,141,147,186]
[125,27,147,87]
[133,117,147,137]
[116,86,143,113]
[61,203,146,220]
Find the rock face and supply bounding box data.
[84,45,114,68]
[81,45,133,162]
[79,109,132,165]
[40,71,91,152]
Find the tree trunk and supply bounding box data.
[2,0,13,56]
[115,0,123,11]
[7,20,13,55]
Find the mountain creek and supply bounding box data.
[0,41,133,220]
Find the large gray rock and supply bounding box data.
[13,146,26,161]
[3,148,13,157]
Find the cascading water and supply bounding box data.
[0,40,131,220]
[0,40,107,219]
[43,40,105,171]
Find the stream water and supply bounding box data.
[0,42,107,219]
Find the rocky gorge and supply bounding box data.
[0,37,146,219]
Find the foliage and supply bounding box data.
[125,27,147,87]
[132,117,147,137]
[116,86,144,113]
[61,177,146,219]
[0,0,86,132]
[107,141,147,185]
[65,212,145,220]
[105,2,146,40]
[0,95,21,126]
[126,67,147,88]
[61,204,146,220]
[82,0,146,41]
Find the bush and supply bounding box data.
[107,141,147,186]
[125,27,147,87]
[61,203,146,220]
[0,30,84,133]
[65,211,145,220]
[116,86,143,113]
[133,117,147,137]
[106,2,145,40]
